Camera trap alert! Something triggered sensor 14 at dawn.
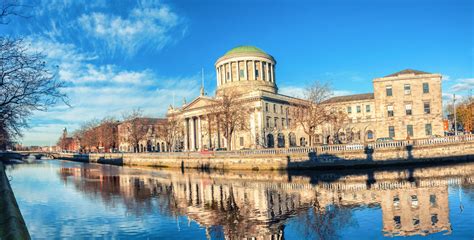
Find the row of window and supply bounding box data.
[387,102,431,117]
[266,116,291,128]
[265,102,288,114]
[386,82,430,96]
[220,61,272,81]
[388,123,432,138]
[347,104,371,114]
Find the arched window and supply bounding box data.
[289,133,297,147]
[161,142,166,152]
[146,140,152,152]
[157,144,161,152]
[277,133,285,148]
[267,134,274,148]
[367,130,374,140]
[300,137,306,147]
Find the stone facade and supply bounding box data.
[168,46,444,151]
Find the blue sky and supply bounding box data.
[1,0,472,146]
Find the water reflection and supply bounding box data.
[55,162,474,239]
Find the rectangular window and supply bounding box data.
[357,105,361,113]
[386,85,393,96]
[288,118,291,127]
[389,126,395,138]
[366,105,371,112]
[387,105,394,117]
[280,105,283,113]
[347,106,352,114]
[281,118,285,127]
[265,103,269,112]
[239,69,245,78]
[274,117,278,127]
[424,102,431,114]
[255,69,259,78]
[273,104,276,113]
[266,116,271,128]
[404,84,411,95]
[407,125,414,137]
[240,137,244,146]
[423,82,429,93]
[425,123,432,136]
[405,103,412,115]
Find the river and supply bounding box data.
[5,160,474,239]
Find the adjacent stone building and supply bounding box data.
[117,118,169,153]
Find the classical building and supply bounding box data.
[168,46,444,151]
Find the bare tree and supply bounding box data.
[210,89,249,150]
[122,109,151,152]
[0,2,66,149]
[159,113,183,152]
[96,117,119,152]
[290,81,346,146]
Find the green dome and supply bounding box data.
[224,46,268,56]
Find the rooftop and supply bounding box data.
[224,46,269,57]
[384,69,430,78]
[323,93,374,104]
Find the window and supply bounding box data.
[387,105,394,117]
[239,69,245,78]
[404,84,411,95]
[389,126,395,138]
[356,105,361,113]
[280,105,283,113]
[394,216,401,229]
[366,105,371,112]
[265,103,269,112]
[411,195,419,208]
[423,82,430,93]
[430,195,437,206]
[367,130,374,140]
[424,102,431,114]
[274,117,278,127]
[407,125,414,137]
[347,106,352,114]
[386,85,393,96]
[288,118,291,127]
[431,214,439,226]
[266,116,271,128]
[425,123,432,136]
[255,69,259,78]
[240,137,244,146]
[405,103,412,115]
[281,118,285,127]
[273,104,276,113]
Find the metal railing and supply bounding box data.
[53,134,474,158]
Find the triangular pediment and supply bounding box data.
[182,96,216,111]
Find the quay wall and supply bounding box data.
[53,137,474,170]
[0,161,30,240]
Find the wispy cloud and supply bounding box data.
[450,78,474,92]
[78,2,184,56]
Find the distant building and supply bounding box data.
[117,118,168,152]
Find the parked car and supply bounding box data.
[376,137,394,142]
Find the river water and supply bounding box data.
[5,160,474,239]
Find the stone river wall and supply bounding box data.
[52,135,474,170]
[0,161,30,240]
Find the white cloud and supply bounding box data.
[19,37,200,146]
[279,86,305,98]
[78,3,183,55]
[450,78,474,92]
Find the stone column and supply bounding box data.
[252,60,256,80]
[217,116,221,149]
[197,116,202,150]
[190,117,196,151]
[236,61,239,81]
[228,62,232,82]
[271,64,275,83]
[184,118,188,151]
[244,60,248,80]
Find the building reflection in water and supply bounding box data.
[58,163,474,239]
